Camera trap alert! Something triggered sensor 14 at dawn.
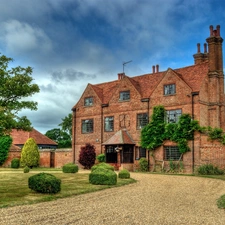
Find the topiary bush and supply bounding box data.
[139,157,148,172]
[89,168,117,185]
[20,138,40,168]
[91,162,114,172]
[62,163,78,173]
[28,173,61,194]
[79,143,96,169]
[11,158,20,168]
[96,153,105,163]
[118,169,130,179]
[23,166,30,173]
[196,164,224,175]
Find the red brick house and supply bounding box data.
[72,25,225,172]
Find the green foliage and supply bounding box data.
[139,157,148,172]
[141,105,201,154]
[141,105,165,150]
[91,162,114,172]
[217,194,225,209]
[96,154,106,163]
[45,128,71,148]
[28,173,61,194]
[58,113,72,138]
[62,163,78,173]
[0,135,12,165]
[23,166,30,173]
[118,169,130,179]
[20,138,40,168]
[79,143,96,169]
[0,54,39,135]
[11,158,20,168]
[196,164,224,175]
[89,168,117,185]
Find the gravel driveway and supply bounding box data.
[1,172,225,225]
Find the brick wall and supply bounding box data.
[2,148,73,168]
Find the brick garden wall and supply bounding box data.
[2,148,73,168]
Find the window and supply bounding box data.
[139,147,146,158]
[166,109,182,123]
[164,84,176,95]
[104,116,114,132]
[82,119,93,133]
[84,97,93,106]
[119,91,130,101]
[164,146,182,161]
[122,145,134,163]
[137,113,148,129]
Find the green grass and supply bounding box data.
[0,168,136,208]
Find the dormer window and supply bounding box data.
[164,84,176,95]
[84,97,93,106]
[119,91,130,101]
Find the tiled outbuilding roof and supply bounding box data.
[102,129,135,145]
[11,129,57,146]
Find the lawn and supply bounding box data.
[0,168,136,208]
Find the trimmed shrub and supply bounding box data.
[91,162,114,172]
[62,163,78,173]
[28,173,61,194]
[96,153,105,163]
[139,157,148,172]
[89,168,117,185]
[79,143,96,169]
[11,158,20,168]
[196,164,224,175]
[118,169,130,179]
[23,166,30,173]
[217,194,225,209]
[20,138,40,168]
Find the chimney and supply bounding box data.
[206,25,223,72]
[118,73,125,80]
[156,64,159,73]
[152,65,155,73]
[193,43,204,64]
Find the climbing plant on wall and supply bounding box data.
[141,105,200,154]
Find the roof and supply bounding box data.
[74,62,208,106]
[102,129,135,145]
[11,129,58,146]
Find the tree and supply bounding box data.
[0,54,40,136]
[58,113,72,137]
[45,128,71,148]
[0,135,12,165]
[20,138,40,168]
[79,143,96,169]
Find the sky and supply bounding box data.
[1,0,225,134]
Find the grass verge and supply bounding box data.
[0,168,136,208]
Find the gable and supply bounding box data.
[72,83,103,109]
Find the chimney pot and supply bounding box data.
[156,64,159,73]
[204,43,207,53]
[216,25,220,36]
[152,65,155,73]
[197,43,201,53]
[210,25,213,36]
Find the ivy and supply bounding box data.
[140,105,165,150]
[141,105,200,154]
[0,135,12,165]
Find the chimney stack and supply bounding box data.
[152,65,155,73]
[118,73,125,80]
[193,43,208,64]
[152,65,159,73]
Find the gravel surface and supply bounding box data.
[1,173,225,225]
